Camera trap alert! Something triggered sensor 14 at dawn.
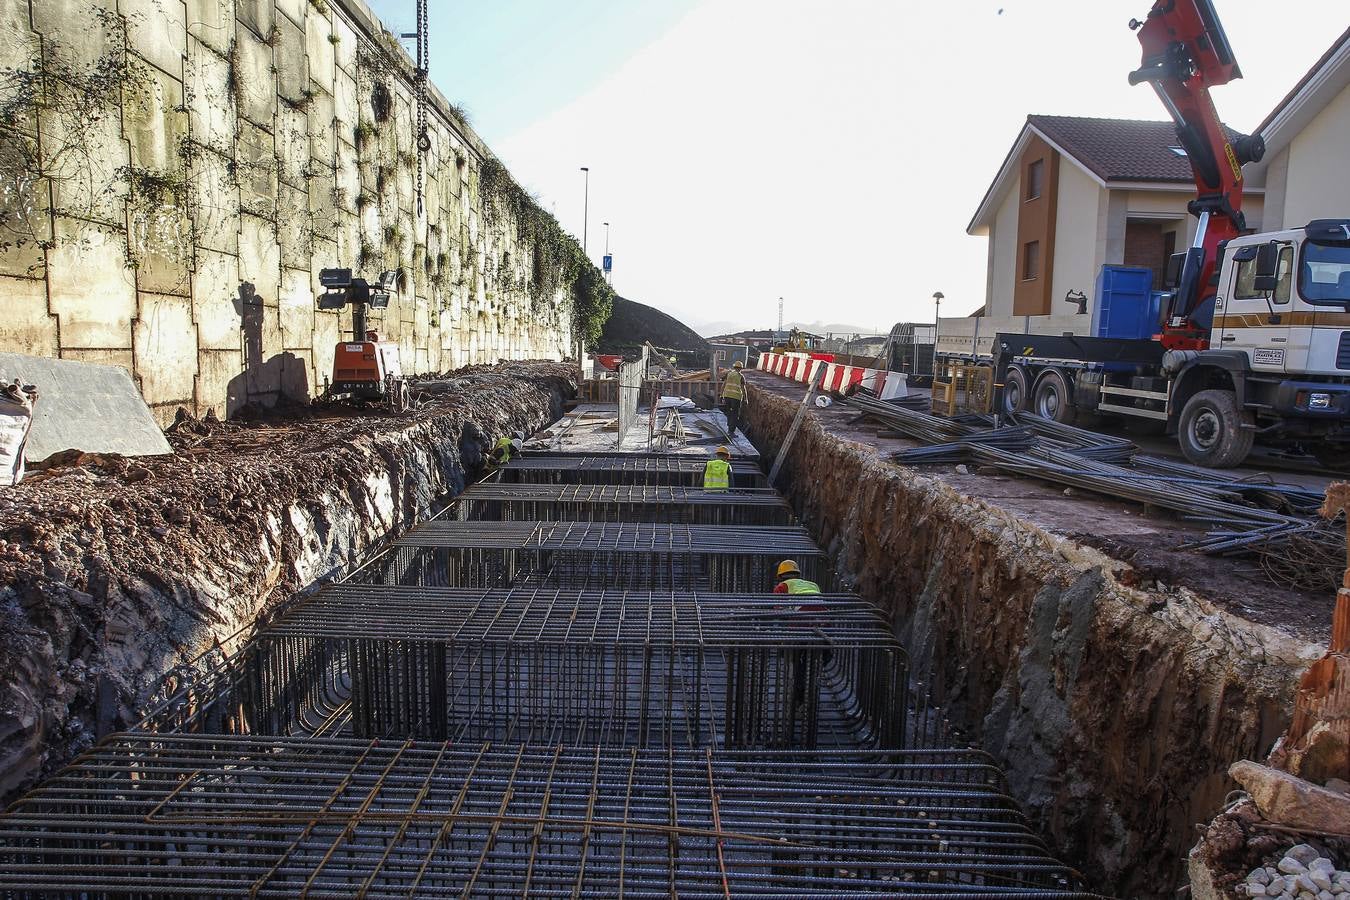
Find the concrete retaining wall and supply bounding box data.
[0,0,575,424]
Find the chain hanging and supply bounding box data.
[414,0,429,217]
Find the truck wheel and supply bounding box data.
[1002,365,1030,415]
[1032,368,1076,425]
[1178,389,1254,468]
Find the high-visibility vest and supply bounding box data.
[493,436,513,463]
[721,369,744,401]
[703,458,730,491]
[783,577,821,595]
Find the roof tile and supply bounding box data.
[1029,114,1242,183]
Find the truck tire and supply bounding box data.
[1032,368,1076,425]
[1178,389,1254,468]
[1002,365,1030,415]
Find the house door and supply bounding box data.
[1124,221,1167,289]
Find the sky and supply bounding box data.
[371,0,1349,336]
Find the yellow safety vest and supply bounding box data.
[784,578,821,595]
[721,369,744,401]
[493,436,513,463]
[703,458,730,491]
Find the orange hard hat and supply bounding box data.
[715,445,730,459]
[776,559,801,578]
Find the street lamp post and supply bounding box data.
[602,222,611,283]
[579,167,589,255]
[931,291,944,376]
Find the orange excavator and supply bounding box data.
[318,267,409,410]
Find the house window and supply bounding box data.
[1022,240,1040,281]
[1026,159,1044,201]
[1168,146,1188,157]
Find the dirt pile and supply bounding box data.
[0,361,575,802]
[742,380,1321,897]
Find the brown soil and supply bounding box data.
[0,361,575,802]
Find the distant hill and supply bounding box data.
[598,296,709,355]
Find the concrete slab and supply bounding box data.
[544,402,758,458]
[0,352,171,459]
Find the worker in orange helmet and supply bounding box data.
[703,445,731,491]
[773,559,824,612]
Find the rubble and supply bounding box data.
[0,361,575,803]
[1231,761,1350,835]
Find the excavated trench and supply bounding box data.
[0,361,575,803]
[741,380,1321,897]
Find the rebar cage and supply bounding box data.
[0,734,1097,898]
[140,587,908,751]
[357,522,828,593]
[453,483,796,526]
[495,454,768,488]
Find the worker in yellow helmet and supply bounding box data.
[774,559,823,611]
[703,445,731,491]
[720,359,746,437]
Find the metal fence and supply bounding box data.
[615,345,648,442]
[356,522,826,593]
[0,733,1098,898]
[140,586,907,750]
[452,483,795,526]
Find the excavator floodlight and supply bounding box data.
[320,267,352,288]
[379,270,398,291]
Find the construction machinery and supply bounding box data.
[936,0,1350,468]
[318,267,409,410]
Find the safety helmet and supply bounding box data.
[733,360,744,369]
[776,559,801,578]
[715,445,730,459]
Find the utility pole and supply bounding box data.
[579,167,589,255]
[932,291,944,377]
[777,297,783,334]
[603,221,611,284]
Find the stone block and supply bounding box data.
[124,63,187,174]
[333,71,357,140]
[192,249,243,351]
[42,107,125,226]
[47,221,136,349]
[186,37,235,153]
[311,306,339,386]
[331,14,356,74]
[236,121,278,219]
[277,184,312,270]
[234,28,275,127]
[0,275,57,357]
[279,266,314,348]
[185,0,231,52]
[308,170,337,237]
[195,347,245,416]
[133,291,196,405]
[305,10,335,93]
[189,145,239,254]
[129,200,193,296]
[274,14,306,103]
[275,0,303,26]
[0,1,37,119]
[243,298,282,399]
[275,105,309,188]
[235,0,273,41]
[239,215,280,307]
[59,348,134,373]
[1231,761,1350,834]
[125,0,186,76]
[307,87,335,165]
[31,0,117,68]
[278,346,312,400]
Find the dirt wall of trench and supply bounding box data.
[0,362,575,804]
[743,384,1322,896]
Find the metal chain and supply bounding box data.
[414,0,429,217]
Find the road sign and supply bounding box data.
[603,254,612,273]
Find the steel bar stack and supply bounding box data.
[0,449,1100,897]
[494,452,768,488]
[453,482,795,525]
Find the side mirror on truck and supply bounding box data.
[1163,252,1185,290]
[1253,241,1281,292]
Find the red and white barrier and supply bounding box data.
[756,352,910,400]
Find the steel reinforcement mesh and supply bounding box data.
[453,483,796,526]
[139,587,908,751]
[0,734,1098,898]
[359,522,827,593]
[495,454,768,488]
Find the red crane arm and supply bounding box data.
[1129,0,1265,350]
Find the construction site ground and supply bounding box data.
[744,370,1337,643]
[542,402,758,456]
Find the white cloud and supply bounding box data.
[497,0,1349,331]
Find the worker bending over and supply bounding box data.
[720,360,746,437]
[703,445,731,491]
[490,431,524,466]
[774,559,823,611]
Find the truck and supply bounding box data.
[935,0,1350,468]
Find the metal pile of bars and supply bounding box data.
[845,394,1342,590]
[0,450,1101,897]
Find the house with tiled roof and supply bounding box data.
[967,115,1263,321]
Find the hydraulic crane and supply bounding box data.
[1127,0,1265,351]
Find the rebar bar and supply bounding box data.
[0,733,1100,898]
[454,483,795,525]
[498,454,768,488]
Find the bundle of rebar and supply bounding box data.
[453,482,795,526]
[0,734,1099,898]
[498,453,768,487]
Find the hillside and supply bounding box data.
[597,296,710,355]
